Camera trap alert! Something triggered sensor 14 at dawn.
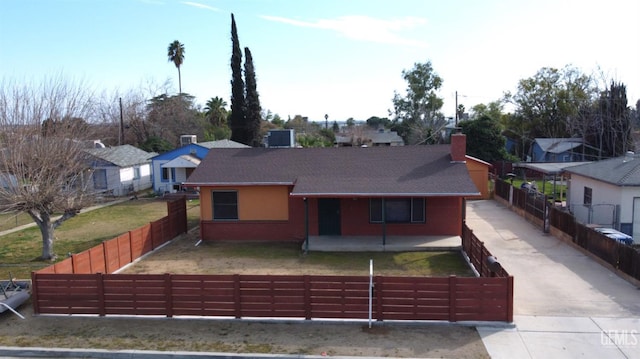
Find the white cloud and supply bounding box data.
[260,15,428,48]
[181,1,220,12]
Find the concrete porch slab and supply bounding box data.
[303,235,461,252]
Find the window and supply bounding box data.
[133,167,141,180]
[212,191,238,220]
[369,198,425,223]
[161,168,175,182]
[583,187,592,206]
[93,169,107,190]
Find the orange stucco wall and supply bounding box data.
[466,159,490,199]
[199,186,289,221]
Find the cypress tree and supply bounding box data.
[229,13,246,144]
[244,47,262,147]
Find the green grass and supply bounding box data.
[305,250,473,276]
[508,178,567,201]
[0,199,200,279]
[200,241,474,277]
[0,211,33,232]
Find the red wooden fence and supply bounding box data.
[31,273,513,322]
[35,198,187,275]
[31,197,513,322]
[461,223,510,278]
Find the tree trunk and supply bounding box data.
[28,210,56,260]
[178,67,182,94]
[38,214,56,260]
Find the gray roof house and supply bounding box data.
[563,152,640,242]
[184,134,479,243]
[530,138,599,162]
[85,144,157,196]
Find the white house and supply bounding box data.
[85,144,156,196]
[564,152,640,242]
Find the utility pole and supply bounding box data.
[119,97,124,145]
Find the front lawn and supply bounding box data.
[122,237,476,277]
[0,199,200,279]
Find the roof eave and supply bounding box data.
[289,192,480,197]
[183,181,294,187]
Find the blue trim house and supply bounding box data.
[151,139,249,195]
[530,138,588,162]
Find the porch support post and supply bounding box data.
[304,197,309,254]
[381,198,386,246]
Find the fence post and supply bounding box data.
[506,276,514,322]
[375,275,383,321]
[233,274,241,319]
[479,241,485,276]
[31,272,40,315]
[70,254,77,274]
[448,275,457,322]
[97,273,105,316]
[303,275,311,320]
[165,273,173,318]
[102,242,110,274]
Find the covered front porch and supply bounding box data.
[303,235,461,252]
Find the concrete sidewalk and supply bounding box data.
[467,200,640,359]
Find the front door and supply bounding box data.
[318,198,341,235]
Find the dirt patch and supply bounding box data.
[0,231,490,358]
[0,304,489,358]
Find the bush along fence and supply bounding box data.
[31,201,513,323]
[494,178,640,282]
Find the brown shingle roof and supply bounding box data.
[185,146,479,197]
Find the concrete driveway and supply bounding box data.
[466,200,640,358]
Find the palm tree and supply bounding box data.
[167,40,185,93]
[204,96,228,127]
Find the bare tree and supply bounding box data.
[0,76,99,260]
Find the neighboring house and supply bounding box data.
[151,139,249,194]
[465,155,492,199]
[369,128,404,146]
[184,134,479,242]
[504,135,518,156]
[335,128,404,147]
[530,138,597,162]
[85,144,156,196]
[564,152,640,242]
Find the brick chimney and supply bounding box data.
[450,133,466,162]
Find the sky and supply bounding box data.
[1,0,639,123]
